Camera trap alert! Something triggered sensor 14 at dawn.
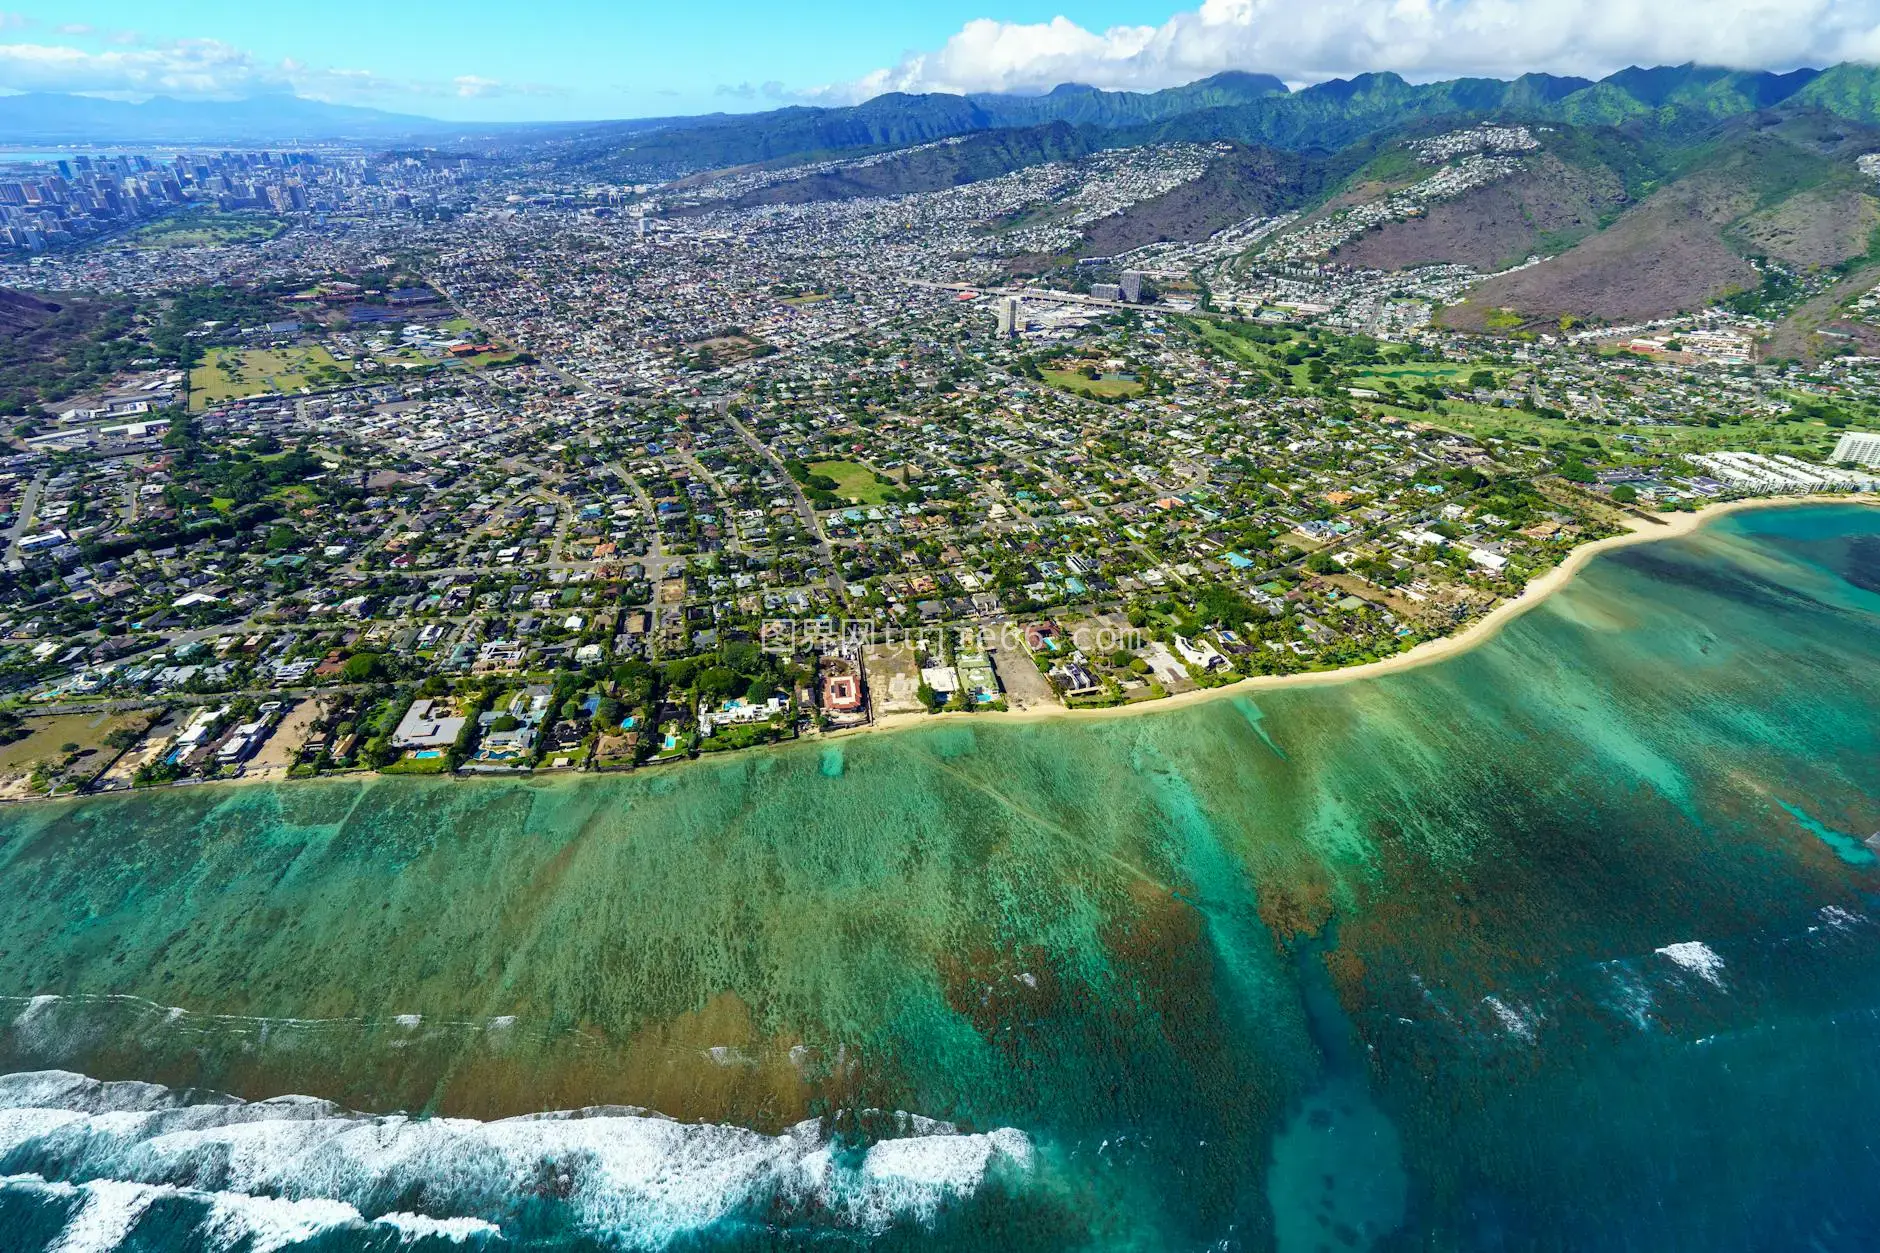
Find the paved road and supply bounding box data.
[3,472,45,564]
[724,413,848,602]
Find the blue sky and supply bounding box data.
[0,0,1178,120]
[2,0,1877,123]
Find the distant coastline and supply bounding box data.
[13,493,1876,804]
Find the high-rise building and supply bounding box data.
[1119,270,1144,303]
[1833,431,1880,467]
[996,296,1022,338]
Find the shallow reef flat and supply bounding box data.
[2,504,1879,1250]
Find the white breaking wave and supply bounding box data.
[375,1211,504,1243]
[45,1178,159,1253]
[0,1071,1034,1250]
[1480,995,1539,1043]
[2,1173,491,1251]
[1655,941,1727,988]
[1818,905,1867,932]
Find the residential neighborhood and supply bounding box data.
[0,126,1875,795]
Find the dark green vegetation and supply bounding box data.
[1,505,1878,1251]
[785,454,922,508]
[558,71,1290,177]
[148,285,289,370]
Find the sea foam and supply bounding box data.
[0,1070,1033,1250]
[1655,941,1726,987]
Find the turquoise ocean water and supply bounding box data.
[0,503,1877,1250]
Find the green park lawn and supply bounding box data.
[809,459,893,505]
[1352,362,1482,387]
[190,345,347,409]
[129,210,284,249]
[1040,367,1147,398]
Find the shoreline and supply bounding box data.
[825,493,1877,736]
[18,493,1877,802]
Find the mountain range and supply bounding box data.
[0,92,494,145]
[609,62,1880,357]
[543,63,1880,178]
[15,63,1880,161]
[15,62,1880,355]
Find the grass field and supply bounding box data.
[809,459,893,505]
[190,345,347,409]
[1417,401,1847,462]
[0,711,151,782]
[1353,362,1481,386]
[129,210,284,250]
[1041,367,1147,398]
[452,350,523,369]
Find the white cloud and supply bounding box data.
[0,37,268,96]
[823,0,1880,101]
[0,34,555,103]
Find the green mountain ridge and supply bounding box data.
[559,72,1291,176]
[556,62,1880,179]
[562,60,1880,343]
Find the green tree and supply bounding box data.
[341,652,384,682]
[697,667,742,701]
